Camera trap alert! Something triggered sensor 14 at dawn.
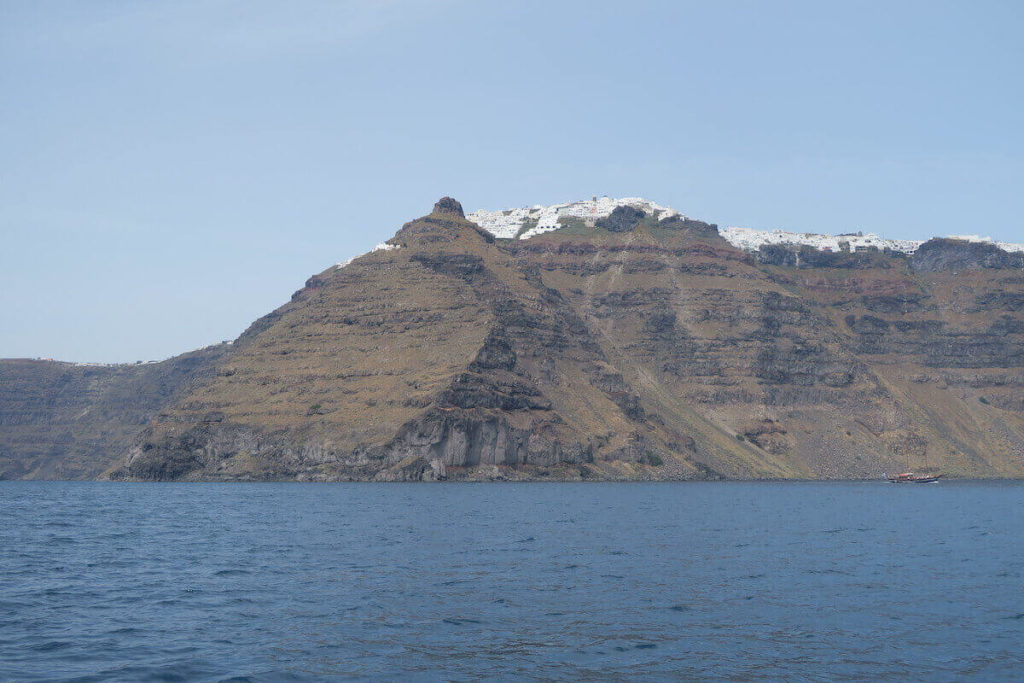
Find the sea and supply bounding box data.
[1,481,1022,681]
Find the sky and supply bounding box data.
[2,0,1022,363]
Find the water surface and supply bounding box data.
[2,481,1023,681]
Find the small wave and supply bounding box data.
[29,640,72,652]
[46,536,75,545]
[107,627,141,635]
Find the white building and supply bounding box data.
[467,197,1024,255]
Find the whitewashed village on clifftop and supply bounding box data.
[466,196,1024,255]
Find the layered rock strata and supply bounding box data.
[4,197,1023,481]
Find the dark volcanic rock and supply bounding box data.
[861,293,929,314]
[471,330,517,371]
[595,205,646,232]
[383,409,591,469]
[645,310,678,335]
[433,196,465,218]
[974,292,1024,312]
[411,252,484,279]
[756,244,887,269]
[657,214,720,237]
[911,238,1024,272]
[439,372,549,411]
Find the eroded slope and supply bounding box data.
[0,347,226,479]
[7,196,1022,481]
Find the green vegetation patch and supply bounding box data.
[513,217,539,239]
[644,452,664,467]
[551,215,592,235]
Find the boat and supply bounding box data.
[886,472,943,484]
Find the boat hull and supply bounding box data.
[887,473,943,484]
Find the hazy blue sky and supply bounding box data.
[3,0,1022,363]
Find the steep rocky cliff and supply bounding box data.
[5,197,1024,480]
[0,346,227,479]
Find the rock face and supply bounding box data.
[0,346,227,479]
[4,197,1024,481]
[910,238,1024,272]
[433,196,465,218]
[595,205,646,232]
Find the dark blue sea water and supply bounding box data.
[2,482,1023,681]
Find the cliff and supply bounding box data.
[4,197,1024,481]
[0,346,227,479]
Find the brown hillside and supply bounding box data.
[106,199,1024,481]
[4,197,1022,481]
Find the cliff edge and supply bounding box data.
[4,197,1024,480]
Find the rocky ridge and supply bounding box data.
[3,196,1023,481]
